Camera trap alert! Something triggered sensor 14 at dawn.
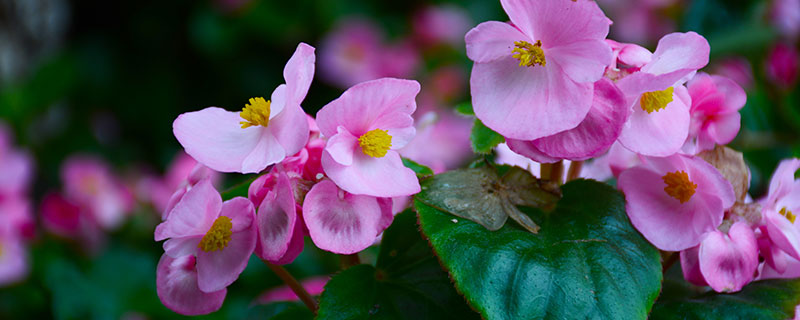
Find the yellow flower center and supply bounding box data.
[511,40,546,67]
[662,171,697,203]
[781,207,796,224]
[198,216,233,252]
[640,87,674,113]
[358,129,392,158]
[240,97,271,129]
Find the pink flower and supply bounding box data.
[317,78,421,197]
[173,43,313,173]
[0,231,28,286]
[771,0,800,41]
[302,180,393,254]
[765,43,799,88]
[598,0,678,45]
[139,152,220,217]
[618,154,736,251]
[399,110,472,174]
[156,254,226,316]
[255,276,328,304]
[616,32,710,156]
[154,179,257,293]
[248,166,305,265]
[760,159,800,262]
[713,57,754,90]
[506,78,629,162]
[0,125,33,198]
[413,5,472,47]
[584,141,642,180]
[684,73,746,153]
[466,0,612,140]
[62,155,134,230]
[680,222,758,293]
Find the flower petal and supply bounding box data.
[465,21,529,64]
[156,254,226,316]
[155,179,221,241]
[699,222,758,293]
[284,43,316,105]
[324,129,358,166]
[254,172,298,263]
[641,32,710,77]
[321,150,420,197]
[196,223,257,292]
[618,85,691,156]
[269,86,310,158]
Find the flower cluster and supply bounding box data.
[0,122,34,286]
[157,43,422,314]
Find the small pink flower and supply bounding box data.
[713,57,754,90]
[139,152,220,217]
[771,0,800,41]
[174,43,313,173]
[684,222,758,293]
[399,110,472,174]
[62,155,134,230]
[466,0,612,140]
[0,232,28,286]
[156,254,226,316]
[506,78,629,162]
[616,32,710,156]
[302,180,393,254]
[154,179,257,293]
[760,159,800,262]
[255,276,328,304]
[599,0,678,45]
[413,5,472,47]
[618,154,735,251]
[0,126,33,198]
[765,43,799,88]
[248,166,305,265]
[684,73,746,153]
[317,78,421,197]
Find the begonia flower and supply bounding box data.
[0,124,33,197]
[616,32,710,156]
[62,155,134,230]
[413,5,472,47]
[700,222,758,292]
[302,180,393,254]
[465,0,612,141]
[138,152,219,216]
[156,254,226,316]
[0,231,27,286]
[618,154,735,251]
[684,73,746,153]
[598,0,678,45]
[506,78,628,162]
[713,57,754,90]
[316,78,421,197]
[248,166,305,265]
[154,179,256,293]
[760,159,800,262]
[174,43,313,173]
[765,43,799,88]
[399,110,472,174]
[771,0,800,41]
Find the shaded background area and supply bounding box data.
[0,0,797,318]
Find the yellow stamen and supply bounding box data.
[198,216,233,252]
[511,40,546,67]
[640,87,674,113]
[662,171,697,203]
[240,97,271,129]
[358,129,392,158]
[781,207,797,224]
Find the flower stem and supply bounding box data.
[547,161,564,185]
[340,253,361,269]
[567,161,583,182]
[263,260,318,314]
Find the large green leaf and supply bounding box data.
[415,178,661,320]
[316,210,479,320]
[470,119,505,154]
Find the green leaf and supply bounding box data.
[651,279,800,319]
[415,179,662,320]
[455,103,474,116]
[317,210,479,320]
[470,119,505,154]
[402,157,435,178]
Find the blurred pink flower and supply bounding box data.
[598,0,678,45]
[616,32,710,156]
[156,254,226,316]
[765,43,799,88]
[174,43,313,173]
[320,19,419,88]
[684,73,746,153]
[0,125,33,198]
[139,152,220,216]
[399,110,472,174]
[413,5,472,47]
[713,57,754,90]
[62,155,134,231]
[154,179,256,293]
[302,180,392,254]
[255,276,328,304]
[619,154,735,251]
[771,0,800,41]
[317,78,421,197]
[0,231,28,286]
[466,0,612,140]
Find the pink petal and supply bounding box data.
[173,107,284,174]
[155,179,221,241]
[254,172,298,263]
[765,209,800,261]
[0,236,28,286]
[163,236,201,258]
[268,85,310,159]
[547,39,612,83]
[699,222,758,293]
[500,0,611,45]
[302,180,391,254]
[156,254,226,316]
[316,78,419,138]
[465,21,529,63]
[324,128,358,166]
[283,43,315,105]
[247,173,277,209]
[506,139,561,164]
[219,197,255,233]
[618,85,691,156]
[766,159,800,205]
[617,42,653,67]
[196,214,257,292]
[528,78,629,160]
[641,32,710,77]
[269,216,305,265]
[471,56,593,140]
[321,150,420,197]
[680,245,708,286]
